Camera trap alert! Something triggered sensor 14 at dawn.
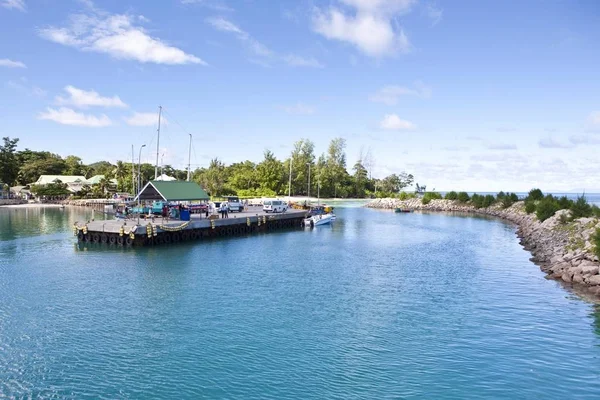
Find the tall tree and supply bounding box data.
[0,137,19,186]
[353,159,368,198]
[256,150,284,194]
[195,158,226,196]
[64,155,85,175]
[288,139,316,195]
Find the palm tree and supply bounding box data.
[113,161,127,192]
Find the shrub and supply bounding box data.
[593,228,600,260]
[445,191,458,200]
[398,191,416,200]
[536,195,559,222]
[527,188,544,201]
[471,194,484,208]
[496,191,506,200]
[501,192,519,209]
[422,191,442,205]
[592,205,600,218]
[483,194,496,208]
[557,195,573,210]
[525,201,536,214]
[569,195,592,219]
[457,192,470,202]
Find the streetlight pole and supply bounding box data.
[137,144,146,205]
[306,163,311,203]
[288,157,293,199]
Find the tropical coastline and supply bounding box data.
[367,197,600,299]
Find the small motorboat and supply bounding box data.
[394,208,413,213]
[304,213,336,227]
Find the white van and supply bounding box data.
[263,199,287,213]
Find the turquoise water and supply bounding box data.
[1,206,600,399]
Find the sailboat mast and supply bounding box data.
[187,134,192,182]
[154,105,162,180]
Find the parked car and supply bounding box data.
[263,199,287,213]
[226,196,243,212]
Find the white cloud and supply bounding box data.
[6,78,46,97]
[311,0,414,57]
[0,58,26,68]
[207,17,273,58]
[278,103,316,115]
[425,3,443,26]
[38,107,112,127]
[39,12,205,65]
[538,137,573,149]
[56,85,127,109]
[487,143,517,150]
[283,54,324,68]
[379,114,416,130]
[569,134,600,145]
[124,112,163,126]
[586,111,600,132]
[369,81,431,105]
[1,0,25,11]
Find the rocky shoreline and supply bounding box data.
[366,198,600,299]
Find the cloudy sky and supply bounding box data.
[1,0,599,191]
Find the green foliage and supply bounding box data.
[525,201,536,214]
[536,195,560,222]
[592,205,600,218]
[501,192,519,209]
[557,195,573,210]
[398,191,416,200]
[30,182,70,196]
[569,195,593,219]
[496,191,506,200]
[527,188,544,201]
[422,191,442,205]
[0,137,20,186]
[592,228,600,260]
[457,192,470,202]
[483,194,495,208]
[444,191,458,200]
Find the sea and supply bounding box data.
[1,206,600,399]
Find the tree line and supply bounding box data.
[0,136,416,199]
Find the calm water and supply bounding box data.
[1,206,600,399]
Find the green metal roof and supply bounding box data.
[137,180,209,201]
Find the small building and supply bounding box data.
[86,175,118,187]
[10,186,32,200]
[34,175,88,185]
[155,173,177,181]
[135,181,209,203]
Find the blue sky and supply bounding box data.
[1,0,599,191]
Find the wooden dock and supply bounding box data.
[73,206,308,247]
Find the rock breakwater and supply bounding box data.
[367,198,600,298]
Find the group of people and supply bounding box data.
[203,202,230,219]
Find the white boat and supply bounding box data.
[304,213,336,227]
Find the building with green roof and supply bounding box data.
[135,181,209,202]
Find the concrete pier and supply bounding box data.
[74,206,308,247]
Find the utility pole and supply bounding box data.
[288,157,293,198]
[138,144,146,204]
[131,144,135,196]
[307,163,311,203]
[154,105,162,180]
[187,134,192,181]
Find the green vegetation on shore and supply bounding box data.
[0,136,418,199]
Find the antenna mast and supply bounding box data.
[154,105,162,180]
[187,134,192,181]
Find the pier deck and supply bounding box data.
[74,206,308,247]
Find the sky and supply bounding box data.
[1,0,599,192]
